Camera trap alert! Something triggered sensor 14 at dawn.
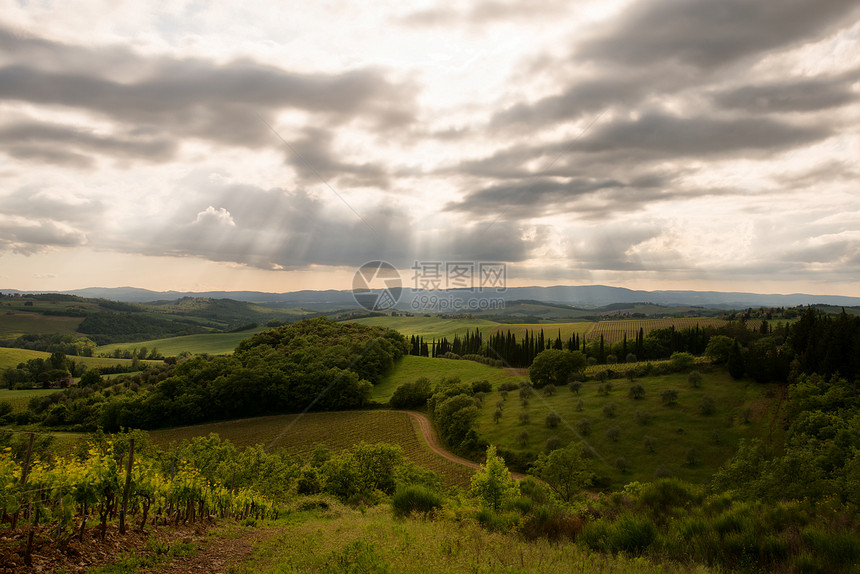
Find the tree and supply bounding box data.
[545,412,561,428]
[688,370,702,388]
[470,445,519,510]
[660,389,679,406]
[728,340,745,380]
[700,396,716,415]
[529,349,587,389]
[670,352,695,372]
[603,402,617,418]
[606,426,621,442]
[529,443,593,502]
[704,335,734,364]
[628,384,645,400]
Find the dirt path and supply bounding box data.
[394,410,527,480]
[154,526,277,574]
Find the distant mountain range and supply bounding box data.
[2,285,859,309]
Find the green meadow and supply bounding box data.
[348,316,500,339]
[474,370,779,486]
[372,355,524,402]
[96,325,269,357]
[0,312,84,338]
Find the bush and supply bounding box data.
[628,384,645,400]
[472,379,492,393]
[391,484,443,518]
[606,426,621,442]
[542,383,556,397]
[518,411,530,425]
[545,436,562,451]
[686,447,698,466]
[654,465,673,478]
[568,381,582,395]
[625,353,638,363]
[581,515,656,555]
[688,370,703,388]
[517,430,530,447]
[498,381,519,392]
[602,402,617,418]
[545,412,561,428]
[635,410,652,425]
[643,436,656,452]
[576,419,591,435]
[389,377,432,409]
[616,457,630,472]
[670,352,695,372]
[493,409,503,424]
[660,389,679,406]
[700,396,716,415]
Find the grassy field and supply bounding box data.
[0,312,84,338]
[347,316,500,339]
[149,411,474,487]
[96,326,269,357]
[372,355,525,402]
[0,388,59,412]
[475,370,781,487]
[0,347,161,371]
[230,505,710,574]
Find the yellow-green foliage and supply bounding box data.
[230,505,712,574]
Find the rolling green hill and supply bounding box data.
[346,316,498,339]
[372,355,524,402]
[475,370,780,486]
[96,326,269,357]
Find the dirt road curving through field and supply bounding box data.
[394,410,526,480]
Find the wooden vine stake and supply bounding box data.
[119,438,134,534]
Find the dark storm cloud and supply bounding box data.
[0,121,176,167]
[712,71,860,113]
[1,187,105,223]
[0,27,416,163]
[444,174,677,218]
[578,0,860,69]
[286,128,391,189]
[567,224,675,271]
[0,218,88,254]
[565,113,832,158]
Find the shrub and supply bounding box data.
[670,352,695,372]
[616,457,630,473]
[517,430,530,447]
[635,410,652,425]
[660,389,679,406]
[493,409,503,424]
[606,426,621,442]
[389,377,432,408]
[518,411,530,425]
[595,370,609,382]
[471,380,492,393]
[602,402,617,418]
[626,353,638,363]
[606,354,617,364]
[542,383,556,397]
[628,384,645,400]
[686,447,698,466]
[643,436,656,452]
[700,396,716,415]
[519,385,533,399]
[391,484,443,518]
[500,390,508,401]
[498,381,519,392]
[688,370,703,388]
[654,465,673,478]
[545,436,562,451]
[520,398,530,408]
[741,406,752,423]
[545,412,561,428]
[576,419,591,436]
[568,381,582,395]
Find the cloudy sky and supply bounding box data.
[1,0,859,295]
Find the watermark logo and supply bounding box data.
[352,260,507,312]
[352,261,403,311]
